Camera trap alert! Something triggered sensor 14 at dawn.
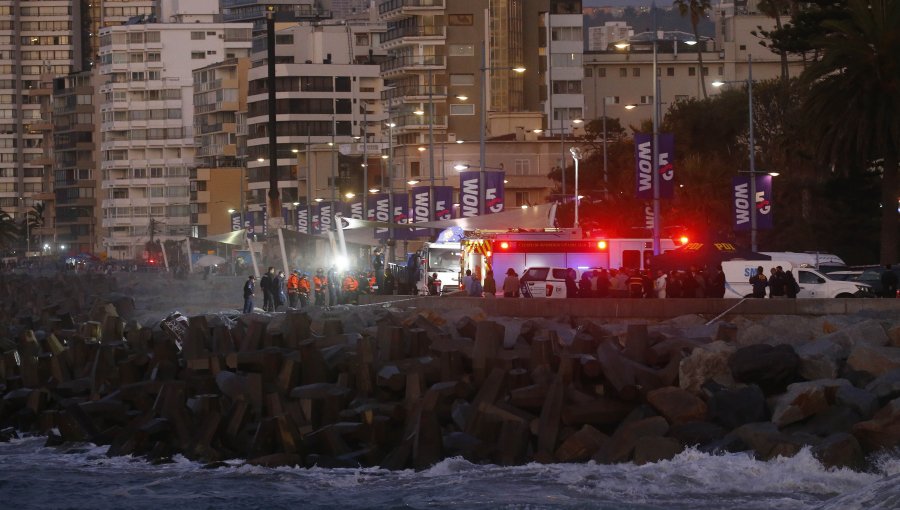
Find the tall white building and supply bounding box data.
[98,8,251,259]
[587,21,632,51]
[545,3,586,170]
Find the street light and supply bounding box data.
[480,42,525,215]
[570,147,583,228]
[713,54,759,251]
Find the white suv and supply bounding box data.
[520,267,570,298]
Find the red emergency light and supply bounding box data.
[597,240,607,250]
[679,236,689,245]
[499,241,509,250]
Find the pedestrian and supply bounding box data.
[298,272,311,308]
[260,266,275,311]
[667,271,682,298]
[427,272,439,295]
[769,267,786,298]
[341,272,359,304]
[654,270,667,299]
[709,265,726,298]
[274,270,286,309]
[372,247,385,292]
[596,269,611,298]
[462,269,474,293]
[382,269,395,295]
[467,272,483,297]
[784,269,799,298]
[313,268,328,306]
[565,268,578,298]
[483,270,497,297]
[326,265,338,305]
[627,269,644,298]
[242,275,256,313]
[750,266,768,298]
[578,271,592,298]
[502,268,520,297]
[287,269,301,308]
[881,264,898,298]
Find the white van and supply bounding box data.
[722,261,873,298]
[759,252,847,273]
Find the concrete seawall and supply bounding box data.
[358,295,900,319]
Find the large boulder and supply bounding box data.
[785,406,862,437]
[678,341,736,395]
[593,416,669,464]
[811,433,866,471]
[727,422,803,460]
[554,425,609,462]
[846,343,900,377]
[729,344,800,395]
[795,336,851,381]
[646,387,707,426]
[837,385,880,419]
[633,437,683,465]
[707,384,768,429]
[865,369,900,403]
[852,397,900,452]
[768,379,850,428]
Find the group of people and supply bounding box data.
[749,265,801,298]
[242,265,378,313]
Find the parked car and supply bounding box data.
[853,266,900,297]
[721,261,873,298]
[826,270,864,281]
[520,267,570,298]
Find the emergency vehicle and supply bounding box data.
[420,241,463,294]
[460,228,682,293]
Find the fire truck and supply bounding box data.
[460,228,683,289]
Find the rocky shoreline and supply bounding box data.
[1,273,900,471]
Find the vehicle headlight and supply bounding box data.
[856,285,870,292]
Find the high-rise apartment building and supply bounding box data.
[192,57,249,237]
[0,0,87,252]
[98,9,252,259]
[244,20,385,225]
[220,0,332,33]
[84,0,158,67]
[587,22,632,52]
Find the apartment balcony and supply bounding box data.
[381,25,446,49]
[26,120,52,132]
[198,122,236,135]
[394,114,447,132]
[378,0,444,20]
[380,55,446,78]
[382,84,448,105]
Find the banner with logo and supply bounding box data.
[434,186,454,220]
[733,175,773,231]
[344,197,365,220]
[370,193,390,239]
[411,186,431,235]
[311,203,321,235]
[319,201,335,233]
[393,192,413,240]
[484,171,505,214]
[231,212,242,232]
[634,133,675,200]
[459,171,480,218]
[296,207,309,234]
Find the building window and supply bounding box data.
[688,67,696,76]
[584,68,592,78]
[552,80,582,94]
[667,67,674,76]
[191,52,205,60]
[355,34,369,46]
[619,67,627,78]
[448,14,473,26]
[632,68,640,77]
[514,159,530,175]
[450,74,475,86]
[640,95,653,105]
[599,68,606,78]
[191,31,205,40]
[515,192,529,206]
[702,67,709,76]
[448,44,475,57]
[335,77,351,92]
[275,34,293,45]
[450,104,475,116]
[410,161,420,177]
[718,66,724,76]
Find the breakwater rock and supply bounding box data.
[2,274,900,470]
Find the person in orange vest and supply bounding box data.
[313,268,327,306]
[341,272,359,304]
[286,269,301,308]
[297,272,311,308]
[367,272,376,293]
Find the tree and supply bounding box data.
[801,0,900,264]
[0,209,18,251]
[756,0,792,79]
[673,0,712,99]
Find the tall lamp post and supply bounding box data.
[713,55,760,251]
[479,42,525,215]
[569,147,582,228]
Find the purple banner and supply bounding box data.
[392,193,414,240]
[459,171,480,218]
[319,201,335,233]
[733,175,773,231]
[434,186,453,220]
[370,193,390,239]
[345,197,364,220]
[231,212,242,232]
[412,186,431,235]
[484,171,505,214]
[311,203,321,235]
[634,133,675,200]
[297,207,309,234]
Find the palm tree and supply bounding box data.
[0,209,19,251]
[801,0,900,264]
[673,0,712,99]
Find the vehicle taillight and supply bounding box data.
[597,240,607,250]
[546,284,553,297]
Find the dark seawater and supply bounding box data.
[2,437,899,510]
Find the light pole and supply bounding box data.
[570,147,582,228]
[713,55,758,250]
[651,0,661,256]
[602,96,609,197]
[479,42,525,215]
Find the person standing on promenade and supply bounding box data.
[784,270,799,298]
[654,270,667,299]
[260,267,275,311]
[709,265,726,298]
[287,269,301,308]
[242,275,256,313]
[483,270,497,297]
[502,268,520,297]
[750,266,768,298]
